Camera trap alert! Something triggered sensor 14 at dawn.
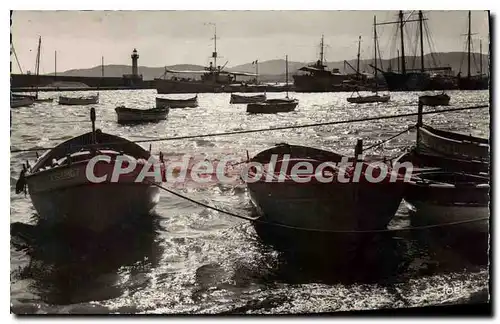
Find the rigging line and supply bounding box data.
[11,42,23,75]
[363,125,416,151]
[10,104,489,154]
[150,181,489,234]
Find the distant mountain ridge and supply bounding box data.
[45,52,488,81]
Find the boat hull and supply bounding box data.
[155,96,198,108]
[418,94,450,106]
[58,96,99,105]
[29,183,160,232]
[115,107,169,124]
[418,125,489,161]
[247,100,298,113]
[11,97,34,108]
[347,95,390,104]
[230,94,266,104]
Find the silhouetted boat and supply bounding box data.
[292,35,348,92]
[418,93,450,106]
[245,144,405,254]
[247,55,298,114]
[230,93,266,104]
[404,171,489,234]
[347,93,390,104]
[155,95,198,108]
[115,106,169,124]
[15,109,161,232]
[59,94,99,105]
[11,96,34,108]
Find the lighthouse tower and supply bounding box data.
[131,48,139,77]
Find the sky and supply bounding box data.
[10,10,490,74]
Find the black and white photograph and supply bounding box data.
[8,7,491,316]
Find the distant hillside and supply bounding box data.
[47,52,488,82]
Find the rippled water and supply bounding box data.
[10,90,490,314]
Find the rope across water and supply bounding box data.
[10,104,489,154]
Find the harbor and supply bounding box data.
[10,10,490,315]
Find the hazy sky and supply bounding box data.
[11,10,489,74]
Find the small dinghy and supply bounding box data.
[347,93,390,104]
[11,96,34,108]
[230,93,266,104]
[418,92,451,107]
[115,106,169,124]
[59,93,99,106]
[15,108,161,232]
[247,98,298,114]
[155,95,198,108]
[404,171,489,234]
[12,93,53,103]
[244,143,405,254]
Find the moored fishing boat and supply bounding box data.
[404,171,489,234]
[417,124,489,162]
[155,95,198,108]
[15,108,161,232]
[11,96,34,108]
[58,93,99,105]
[115,106,169,124]
[230,93,266,104]
[244,144,405,255]
[247,99,298,114]
[347,93,390,104]
[418,93,450,106]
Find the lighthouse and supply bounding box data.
[131,48,139,77]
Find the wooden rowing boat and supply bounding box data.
[247,99,298,114]
[115,106,169,124]
[15,109,161,232]
[417,124,489,162]
[155,95,198,108]
[230,93,266,104]
[347,94,390,104]
[59,94,99,105]
[11,96,34,108]
[245,144,405,254]
[404,171,489,234]
[418,93,451,106]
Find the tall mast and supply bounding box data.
[54,50,57,81]
[320,35,324,65]
[419,10,425,72]
[356,36,361,78]
[101,56,104,77]
[399,10,406,75]
[467,10,471,79]
[374,16,378,93]
[35,36,41,98]
[480,39,482,76]
[213,24,217,69]
[285,55,289,98]
[397,49,400,73]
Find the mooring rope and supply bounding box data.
[363,125,416,152]
[10,104,489,154]
[150,182,489,234]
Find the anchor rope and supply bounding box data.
[149,181,489,234]
[10,104,489,154]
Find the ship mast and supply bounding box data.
[419,10,425,72]
[320,34,324,66]
[399,10,406,75]
[356,36,361,78]
[467,10,471,79]
[480,39,482,76]
[374,16,378,94]
[54,50,57,81]
[285,55,289,98]
[35,36,41,99]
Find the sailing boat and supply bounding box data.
[13,37,53,103]
[247,55,298,113]
[457,11,489,90]
[348,16,390,104]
